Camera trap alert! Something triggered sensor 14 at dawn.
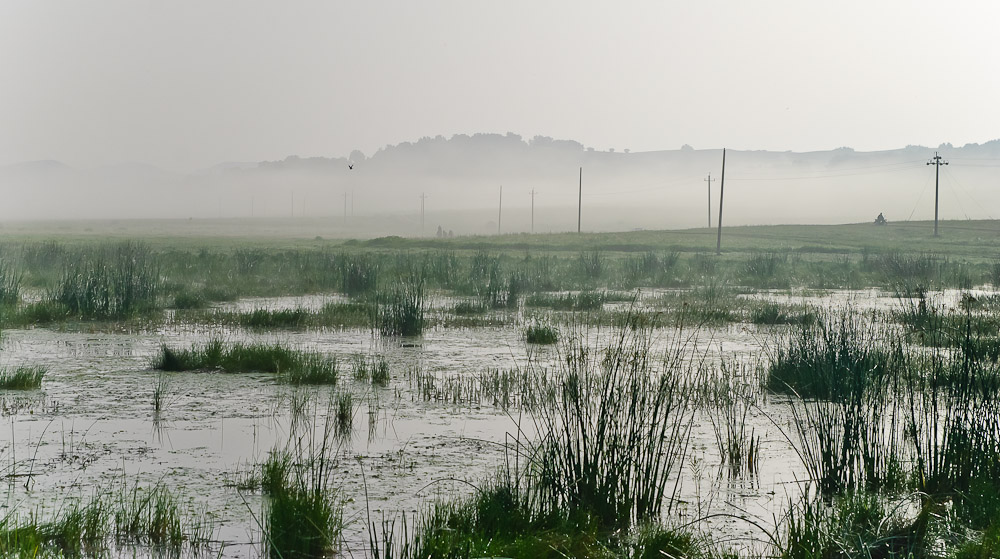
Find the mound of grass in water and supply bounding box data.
[154,340,337,385]
[749,301,816,326]
[0,366,45,390]
[374,282,424,337]
[525,323,558,345]
[262,423,341,558]
[240,308,309,329]
[171,289,207,309]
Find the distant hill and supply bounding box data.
[3,135,999,235]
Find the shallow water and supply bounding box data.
[1,287,950,556]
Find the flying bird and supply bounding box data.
[348,163,354,170]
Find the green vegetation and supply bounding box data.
[0,480,208,557]
[0,366,45,390]
[373,319,706,557]
[352,353,390,387]
[9,220,1000,556]
[375,281,425,336]
[525,323,558,344]
[154,340,338,385]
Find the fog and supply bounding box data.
[2,134,998,236]
[2,1,999,232]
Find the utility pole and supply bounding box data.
[530,188,536,233]
[343,192,348,225]
[704,174,715,228]
[498,185,503,235]
[577,167,582,233]
[419,193,427,234]
[716,149,726,255]
[927,151,949,237]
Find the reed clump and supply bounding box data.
[374,281,425,337]
[0,480,203,557]
[55,241,159,319]
[262,410,342,559]
[0,366,45,390]
[154,340,338,385]
[525,323,558,345]
[767,313,904,401]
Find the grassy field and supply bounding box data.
[1,218,999,258]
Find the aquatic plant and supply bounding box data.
[525,323,558,345]
[154,340,338,385]
[54,241,159,318]
[375,281,425,337]
[531,317,696,529]
[0,366,45,390]
[0,258,22,306]
[240,307,310,329]
[707,362,760,478]
[263,413,342,559]
[352,353,390,387]
[341,253,378,296]
[767,313,904,401]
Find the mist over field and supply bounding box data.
[4,134,998,236]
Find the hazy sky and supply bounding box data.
[2,0,998,171]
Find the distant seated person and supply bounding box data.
[874,212,887,225]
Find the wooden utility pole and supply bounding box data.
[530,188,536,233]
[704,174,715,228]
[928,151,948,237]
[497,185,503,235]
[577,167,582,233]
[716,149,726,255]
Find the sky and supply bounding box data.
[2,0,998,172]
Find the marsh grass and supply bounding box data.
[154,340,338,385]
[531,316,696,529]
[749,301,816,326]
[152,372,168,414]
[707,362,760,477]
[525,291,611,311]
[240,307,310,329]
[0,479,202,557]
[342,254,378,296]
[263,406,342,559]
[375,281,425,337]
[171,289,207,309]
[742,252,789,288]
[352,354,390,387]
[0,366,45,390]
[767,313,904,401]
[778,492,919,559]
[619,251,680,288]
[525,323,558,345]
[378,315,709,557]
[55,241,159,319]
[451,299,488,315]
[0,258,22,306]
